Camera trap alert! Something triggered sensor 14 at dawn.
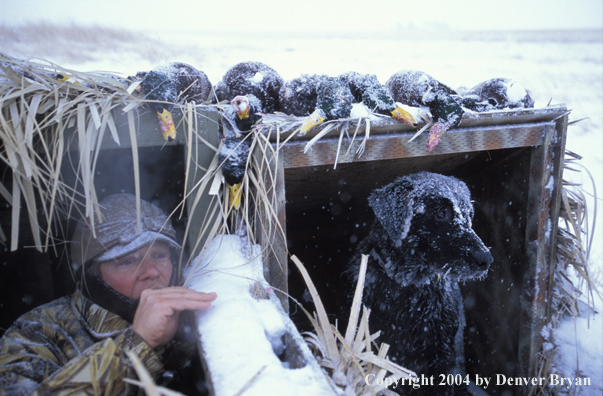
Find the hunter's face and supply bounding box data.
[99,241,173,300]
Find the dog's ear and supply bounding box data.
[368,178,415,247]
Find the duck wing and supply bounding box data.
[386,70,457,107]
[279,74,328,116]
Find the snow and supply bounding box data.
[349,102,376,119]
[249,72,264,84]
[551,314,603,392]
[503,79,528,104]
[1,25,601,394]
[186,235,334,396]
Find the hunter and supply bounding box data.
[0,193,216,395]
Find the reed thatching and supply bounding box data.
[0,53,284,278]
[1,52,151,253]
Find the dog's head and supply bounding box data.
[368,172,492,284]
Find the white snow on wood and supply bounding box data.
[186,235,335,396]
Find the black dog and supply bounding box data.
[349,172,493,395]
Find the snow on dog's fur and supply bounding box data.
[349,172,493,395]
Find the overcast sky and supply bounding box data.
[1,0,602,33]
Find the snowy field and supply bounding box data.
[1,24,601,394]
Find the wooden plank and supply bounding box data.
[518,118,566,386]
[184,110,222,260]
[65,105,219,150]
[253,148,288,312]
[279,121,551,169]
[271,105,569,143]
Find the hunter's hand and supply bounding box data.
[132,287,217,349]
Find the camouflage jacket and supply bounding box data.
[0,289,196,395]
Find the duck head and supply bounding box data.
[231,95,251,120]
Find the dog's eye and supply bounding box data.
[435,206,452,221]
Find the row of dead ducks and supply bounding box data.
[134,61,535,151]
[0,56,535,211]
[134,61,534,210]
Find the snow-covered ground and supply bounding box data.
[1,25,601,394]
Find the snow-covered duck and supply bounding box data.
[386,70,463,151]
[218,127,251,211]
[217,95,259,210]
[300,76,355,134]
[141,62,212,141]
[214,61,284,115]
[279,74,329,117]
[338,71,417,126]
[215,61,284,209]
[459,77,535,112]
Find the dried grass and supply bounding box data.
[259,112,396,169]
[0,54,278,277]
[529,150,600,396]
[125,351,186,396]
[1,53,145,252]
[291,255,416,396]
[550,150,600,320]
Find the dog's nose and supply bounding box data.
[473,249,493,268]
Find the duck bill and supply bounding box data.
[300,109,326,135]
[391,106,418,127]
[157,109,176,141]
[56,74,79,84]
[426,122,448,151]
[229,183,243,210]
[236,106,250,120]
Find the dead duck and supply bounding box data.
[141,62,212,141]
[339,71,417,126]
[459,77,535,111]
[215,61,283,115]
[386,70,463,150]
[218,95,261,210]
[279,74,328,117]
[300,76,354,134]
